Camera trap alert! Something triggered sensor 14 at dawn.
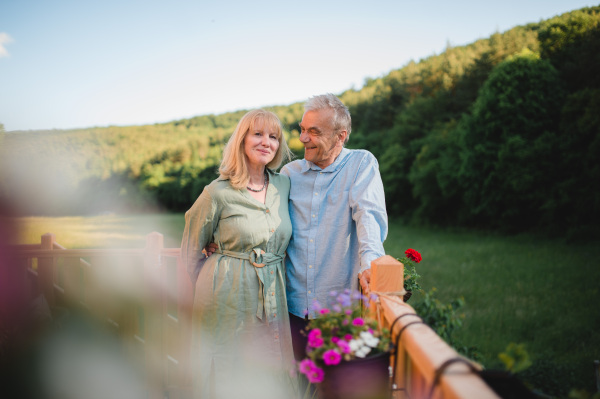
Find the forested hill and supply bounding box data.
[1,6,599,237]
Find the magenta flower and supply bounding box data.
[306,366,325,384]
[323,349,342,366]
[320,308,330,315]
[344,334,353,341]
[331,336,340,343]
[352,317,365,326]
[308,328,324,348]
[337,340,351,354]
[308,328,322,340]
[342,319,349,326]
[299,359,317,375]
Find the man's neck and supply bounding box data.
[314,147,344,169]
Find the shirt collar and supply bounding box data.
[300,148,350,173]
[216,168,274,181]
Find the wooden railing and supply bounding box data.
[11,232,193,399]
[10,233,499,399]
[370,255,499,399]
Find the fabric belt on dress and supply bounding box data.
[215,248,284,322]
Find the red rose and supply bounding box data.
[405,249,422,263]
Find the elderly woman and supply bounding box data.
[181,109,296,398]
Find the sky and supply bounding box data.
[0,0,596,132]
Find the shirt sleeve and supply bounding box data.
[348,152,388,273]
[180,186,220,285]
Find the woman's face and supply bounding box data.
[243,120,280,169]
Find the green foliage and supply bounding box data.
[413,288,465,346]
[569,389,600,399]
[498,343,532,374]
[538,7,600,91]
[402,262,422,293]
[458,50,566,230]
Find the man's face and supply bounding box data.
[299,109,346,169]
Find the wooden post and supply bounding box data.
[176,254,193,395]
[38,233,56,308]
[144,232,165,399]
[368,255,405,325]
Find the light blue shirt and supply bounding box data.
[281,148,388,319]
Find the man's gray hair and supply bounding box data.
[305,93,352,144]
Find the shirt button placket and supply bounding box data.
[308,171,322,317]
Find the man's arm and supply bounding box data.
[349,152,388,293]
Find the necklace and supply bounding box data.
[247,170,268,192]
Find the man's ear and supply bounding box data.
[338,130,348,145]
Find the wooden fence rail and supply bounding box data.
[9,233,499,399]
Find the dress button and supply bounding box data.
[266,209,270,213]
[273,313,276,317]
[270,271,274,274]
[271,229,275,233]
[271,292,275,296]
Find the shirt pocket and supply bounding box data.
[325,189,352,226]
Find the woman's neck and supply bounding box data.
[247,166,266,186]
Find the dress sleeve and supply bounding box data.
[180,186,220,284]
[348,152,388,273]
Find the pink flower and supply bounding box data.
[308,328,324,348]
[344,334,353,341]
[299,359,325,383]
[322,349,342,366]
[352,317,365,326]
[298,359,316,374]
[308,328,321,339]
[320,308,330,315]
[331,336,340,343]
[342,319,349,326]
[306,366,325,384]
[337,340,351,354]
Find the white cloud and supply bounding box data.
[0,33,14,58]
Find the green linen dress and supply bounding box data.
[181,169,297,399]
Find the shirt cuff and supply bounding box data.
[359,264,372,274]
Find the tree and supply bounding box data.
[458,50,565,230]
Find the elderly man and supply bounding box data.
[281,93,388,360]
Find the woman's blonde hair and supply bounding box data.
[219,109,292,189]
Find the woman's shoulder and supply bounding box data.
[268,169,291,187]
[198,177,236,200]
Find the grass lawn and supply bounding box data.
[384,221,600,397]
[13,214,600,396]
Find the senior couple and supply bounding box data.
[180,93,388,398]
